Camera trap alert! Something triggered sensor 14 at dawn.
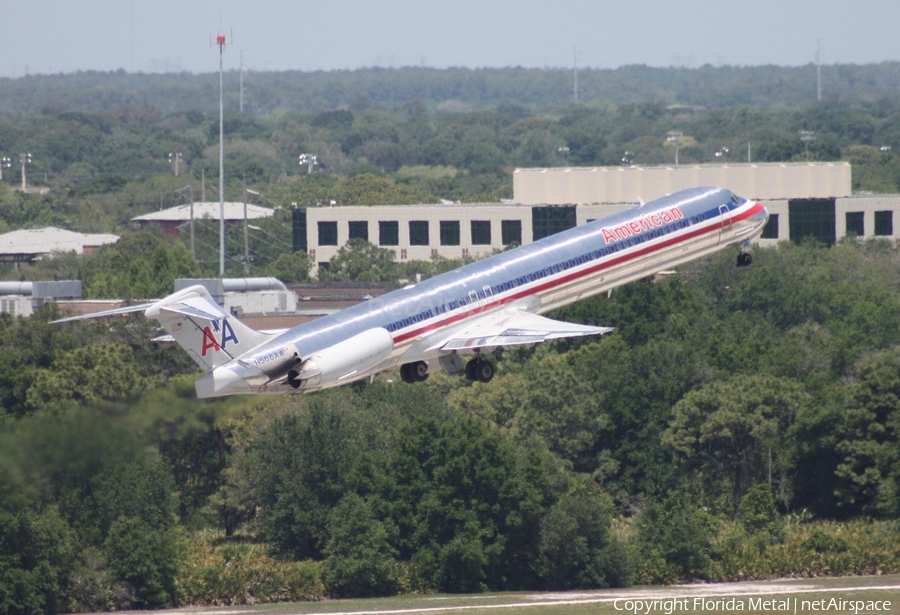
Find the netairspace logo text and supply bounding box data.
[613,597,892,614]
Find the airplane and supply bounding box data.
[53,186,768,398]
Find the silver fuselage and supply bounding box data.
[207,186,768,394]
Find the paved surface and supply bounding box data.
[94,576,900,615]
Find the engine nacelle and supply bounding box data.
[287,327,394,389]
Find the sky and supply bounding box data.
[1,0,897,78]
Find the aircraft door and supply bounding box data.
[718,204,732,245]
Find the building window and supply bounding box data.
[501,220,522,246]
[788,198,836,245]
[317,221,338,246]
[761,213,779,239]
[440,220,460,246]
[409,221,429,246]
[845,212,864,237]
[875,210,893,236]
[400,248,407,260]
[348,221,369,242]
[379,221,399,246]
[291,208,307,252]
[471,220,491,245]
[533,205,577,240]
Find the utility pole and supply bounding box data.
[242,179,250,275]
[189,181,195,258]
[19,153,32,191]
[573,46,579,104]
[168,152,182,176]
[239,50,244,113]
[816,40,822,101]
[216,32,227,276]
[666,131,682,168]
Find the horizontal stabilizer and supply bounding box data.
[441,309,613,351]
[50,302,155,323]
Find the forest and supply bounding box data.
[1,64,900,613]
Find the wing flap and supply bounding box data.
[440,310,613,351]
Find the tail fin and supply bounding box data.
[145,285,273,371]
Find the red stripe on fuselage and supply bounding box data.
[393,202,764,344]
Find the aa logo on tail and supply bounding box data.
[201,319,240,356]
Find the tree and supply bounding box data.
[322,494,400,598]
[25,344,151,412]
[663,374,805,510]
[384,415,549,592]
[538,487,630,590]
[634,493,715,583]
[319,238,398,282]
[263,250,312,284]
[102,517,183,609]
[833,347,900,516]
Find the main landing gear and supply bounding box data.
[736,251,753,267]
[465,357,495,383]
[399,357,495,384]
[400,361,429,383]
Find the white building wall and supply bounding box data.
[305,205,533,267]
[514,162,852,204]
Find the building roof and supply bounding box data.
[0,227,119,259]
[132,202,275,223]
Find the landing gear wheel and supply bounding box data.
[465,358,495,383]
[400,361,429,383]
[411,360,429,382]
[474,360,495,383]
[400,363,415,383]
[737,252,752,267]
[465,358,480,380]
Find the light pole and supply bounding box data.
[298,153,318,175]
[800,130,816,161]
[168,152,183,176]
[666,131,682,168]
[0,157,10,180]
[19,153,32,191]
[216,33,227,276]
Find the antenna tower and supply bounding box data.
[215,31,228,275]
[816,40,822,101]
[573,46,579,103]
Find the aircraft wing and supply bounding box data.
[440,309,613,351]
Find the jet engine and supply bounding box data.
[287,327,394,390]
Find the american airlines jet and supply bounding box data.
[54,186,768,398]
